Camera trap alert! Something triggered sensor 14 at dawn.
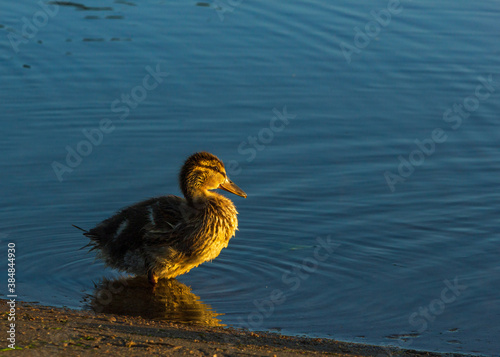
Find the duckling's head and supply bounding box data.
[179,152,247,203]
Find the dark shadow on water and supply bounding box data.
[48,1,113,11]
[84,276,224,326]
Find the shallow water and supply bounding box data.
[1,0,499,355]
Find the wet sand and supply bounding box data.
[1,299,472,356]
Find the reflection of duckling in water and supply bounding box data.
[75,152,246,285]
[88,276,223,326]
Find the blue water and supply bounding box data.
[1,0,499,355]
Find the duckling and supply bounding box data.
[76,151,246,285]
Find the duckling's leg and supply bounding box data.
[148,270,158,285]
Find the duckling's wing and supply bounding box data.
[141,197,200,250]
[84,195,185,261]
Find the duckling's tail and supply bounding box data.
[72,224,96,251]
[72,224,88,233]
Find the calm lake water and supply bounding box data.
[2,0,499,355]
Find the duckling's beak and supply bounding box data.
[219,177,247,198]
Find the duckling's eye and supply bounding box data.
[211,166,225,177]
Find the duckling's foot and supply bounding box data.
[148,270,158,285]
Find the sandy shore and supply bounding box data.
[1,299,472,356]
